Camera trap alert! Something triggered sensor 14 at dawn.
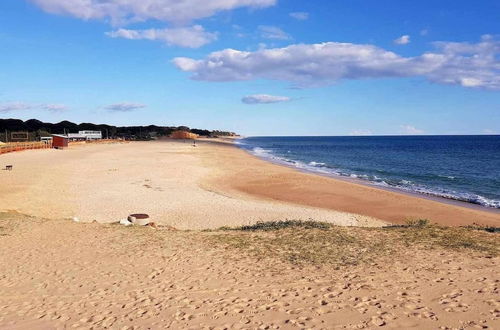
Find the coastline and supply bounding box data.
[0,139,498,228]
[198,138,500,227]
[236,139,500,215]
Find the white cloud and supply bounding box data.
[258,25,291,40]
[107,25,217,48]
[242,94,291,104]
[420,29,429,36]
[173,36,500,90]
[104,103,146,112]
[41,104,69,112]
[0,102,69,113]
[0,102,33,113]
[400,125,424,135]
[394,35,410,45]
[349,129,373,136]
[29,0,276,25]
[289,12,309,20]
[173,42,418,85]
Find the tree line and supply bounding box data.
[0,118,238,142]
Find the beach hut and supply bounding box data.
[51,134,69,149]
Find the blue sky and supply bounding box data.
[0,0,499,136]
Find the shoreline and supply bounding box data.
[237,142,500,215]
[198,139,500,227]
[233,137,500,214]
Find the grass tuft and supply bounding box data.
[219,220,332,231]
[207,220,499,267]
[406,218,430,228]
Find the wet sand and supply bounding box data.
[199,139,500,227]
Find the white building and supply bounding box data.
[67,131,102,140]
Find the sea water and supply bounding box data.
[237,135,500,209]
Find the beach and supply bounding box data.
[1,211,499,329]
[0,139,499,227]
[1,140,499,329]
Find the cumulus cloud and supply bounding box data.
[29,0,276,25]
[400,125,424,135]
[173,36,500,90]
[242,94,291,104]
[107,25,217,48]
[349,129,373,136]
[0,102,69,113]
[104,103,146,112]
[258,26,291,40]
[394,35,410,45]
[289,12,309,20]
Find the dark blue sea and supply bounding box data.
[237,135,500,209]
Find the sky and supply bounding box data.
[0,0,499,136]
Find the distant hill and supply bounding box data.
[0,118,237,142]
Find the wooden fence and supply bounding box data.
[0,141,52,155]
[68,139,127,146]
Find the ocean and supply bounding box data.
[237,135,500,209]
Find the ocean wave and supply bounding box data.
[388,184,500,209]
[244,144,500,209]
[308,161,327,167]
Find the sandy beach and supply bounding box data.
[1,140,499,329]
[1,212,499,329]
[0,140,384,229]
[0,139,498,227]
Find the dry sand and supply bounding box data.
[0,213,498,329]
[0,140,383,229]
[0,139,498,228]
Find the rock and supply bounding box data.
[371,316,386,326]
[119,219,133,226]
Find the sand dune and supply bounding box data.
[0,213,498,329]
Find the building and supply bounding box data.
[67,131,102,141]
[51,134,69,149]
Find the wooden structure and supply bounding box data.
[52,134,69,149]
[0,141,52,155]
[10,132,29,142]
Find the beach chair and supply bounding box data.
[5,165,13,171]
